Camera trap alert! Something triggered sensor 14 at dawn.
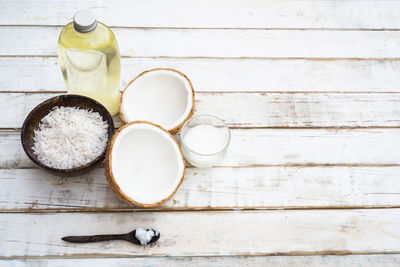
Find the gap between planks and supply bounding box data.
[4,127,400,131]
[7,163,400,170]
[3,55,400,61]
[2,255,400,267]
[4,25,400,31]
[2,251,400,260]
[3,206,400,214]
[4,91,400,94]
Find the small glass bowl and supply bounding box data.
[180,115,231,168]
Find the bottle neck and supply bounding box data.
[74,21,97,33]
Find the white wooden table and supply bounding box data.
[1,1,400,266]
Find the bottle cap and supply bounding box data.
[73,10,97,33]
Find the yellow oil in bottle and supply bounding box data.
[58,11,121,115]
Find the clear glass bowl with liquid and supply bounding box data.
[180,115,231,168]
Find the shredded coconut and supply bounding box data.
[32,106,109,169]
[135,228,159,246]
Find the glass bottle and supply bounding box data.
[58,10,121,116]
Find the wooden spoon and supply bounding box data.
[61,228,160,246]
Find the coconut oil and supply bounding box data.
[58,11,121,115]
[180,115,231,168]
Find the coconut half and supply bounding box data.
[120,68,195,134]
[105,121,185,207]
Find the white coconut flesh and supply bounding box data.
[111,123,184,205]
[120,70,193,131]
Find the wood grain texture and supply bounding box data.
[1,0,400,29]
[2,27,400,58]
[3,255,400,267]
[1,209,400,257]
[2,92,400,129]
[1,166,400,211]
[3,128,400,169]
[3,57,400,93]
[1,0,400,262]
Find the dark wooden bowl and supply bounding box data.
[21,94,115,177]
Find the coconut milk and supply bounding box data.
[182,124,229,167]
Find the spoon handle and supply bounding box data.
[62,233,129,243]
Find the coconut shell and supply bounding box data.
[119,68,195,134]
[105,121,186,207]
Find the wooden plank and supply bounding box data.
[3,57,400,93]
[1,0,400,30]
[3,128,400,169]
[1,209,400,257]
[1,166,400,211]
[1,27,400,58]
[6,127,400,168]
[2,92,400,129]
[3,255,400,267]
